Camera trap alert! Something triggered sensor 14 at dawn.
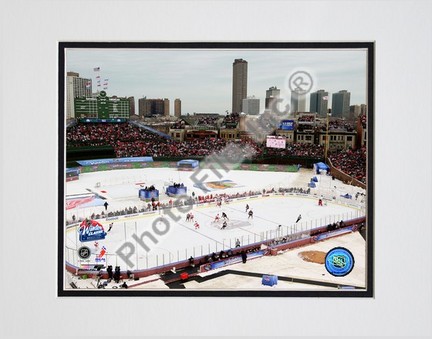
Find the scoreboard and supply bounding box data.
[74,91,130,119]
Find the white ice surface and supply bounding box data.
[65,167,366,289]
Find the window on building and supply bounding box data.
[347,136,352,141]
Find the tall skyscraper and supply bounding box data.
[138,97,170,117]
[164,98,170,116]
[128,96,135,116]
[242,96,260,115]
[265,86,280,112]
[332,90,351,118]
[174,98,182,117]
[350,105,361,118]
[290,88,306,113]
[232,59,248,113]
[66,71,92,119]
[309,89,329,117]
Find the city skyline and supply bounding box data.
[232,58,248,113]
[66,49,367,115]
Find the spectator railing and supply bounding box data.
[65,189,365,272]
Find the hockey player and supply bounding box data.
[318,199,323,206]
[245,204,249,212]
[221,220,227,230]
[185,213,190,222]
[248,209,253,219]
[216,198,222,208]
[194,221,200,230]
[214,213,220,222]
[189,213,194,222]
[295,214,302,223]
[222,212,229,220]
[107,223,113,232]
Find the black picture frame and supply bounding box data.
[58,41,374,297]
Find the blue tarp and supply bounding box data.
[315,162,330,171]
[139,188,159,201]
[166,185,187,196]
[314,162,330,174]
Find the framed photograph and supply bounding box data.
[58,42,374,297]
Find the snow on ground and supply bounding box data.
[66,232,366,291]
[180,232,366,290]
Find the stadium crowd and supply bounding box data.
[329,147,366,184]
[263,143,324,158]
[66,121,365,182]
[221,112,240,127]
[360,113,367,128]
[320,120,355,132]
[170,120,186,129]
[297,115,315,122]
[196,116,219,126]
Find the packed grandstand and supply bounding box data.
[66,114,366,184]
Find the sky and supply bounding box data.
[66,48,368,115]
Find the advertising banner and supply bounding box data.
[266,136,286,149]
[77,157,153,166]
[280,120,294,130]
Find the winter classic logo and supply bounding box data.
[325,247,355,277]
[78,219,107,242]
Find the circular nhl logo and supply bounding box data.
[78,246,91,259]
[325,247,355,277]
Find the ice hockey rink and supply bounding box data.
[64,166,367,290]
